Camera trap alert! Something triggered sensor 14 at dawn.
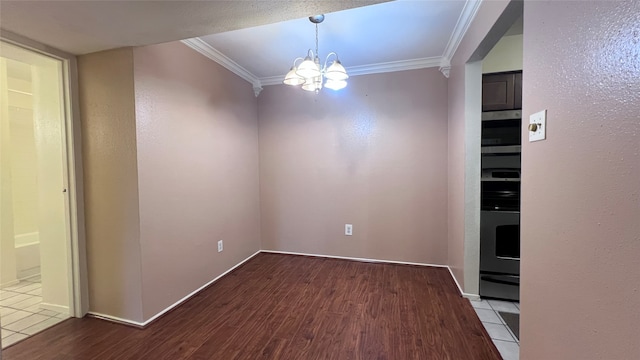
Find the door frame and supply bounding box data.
[461,0,524,297]
[1,30,89,318]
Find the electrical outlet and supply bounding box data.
[345,224,353,236]
[218,240,223,252]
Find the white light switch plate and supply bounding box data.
[529,110,547,142]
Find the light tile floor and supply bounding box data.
[471,298,520,360]
[1,277,69,348]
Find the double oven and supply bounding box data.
[479,110,521,301]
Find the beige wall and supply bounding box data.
[520,1,640,359]
[132,42,261,320]
[78,48,144,322]
[447,0,510,290]
[482,34,523,74]
[258,69,449,265]
[79,42,261,323]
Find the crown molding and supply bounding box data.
[440,0,482,71]
[346,57,442,77]
[180,38,263,97]
[259,57,442,86]
[260,75,285,86]
[184,0,482,89]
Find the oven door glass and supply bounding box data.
[481,119,521,146]
[496,224,520,259]
[480,211,520,275]
[481,181,521,211]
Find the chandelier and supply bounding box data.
[283,14,349,93]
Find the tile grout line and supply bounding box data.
[2,314,58,334]
[471,298,520,358]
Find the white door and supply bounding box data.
[0,40,76,348]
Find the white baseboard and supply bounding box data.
[19,273,41,282]
[15,232,39,247]
[447,266,465,295]
[260,250,449,268]
[88,249,477,329]
[1,279,20,289]
[262,250,474,300]
[18,267,40,281]
[445,265,480,300]
[463,293,481,301]
[88,250,261,328]
[40,302,69,315]
[87,312,145,328]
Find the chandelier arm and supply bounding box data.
[292,57,305,67]
[323,52,339,70]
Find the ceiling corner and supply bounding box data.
[441,0,483,65]
[180,38,262,89]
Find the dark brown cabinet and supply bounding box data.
[482,71,522,111]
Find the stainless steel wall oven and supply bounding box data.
[479,110,522,301]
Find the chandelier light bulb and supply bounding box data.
[324,59,349,81]
[325,79,347,91]
[296,54,321,79]
[283,66,305,86]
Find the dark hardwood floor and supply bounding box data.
[3,253,501,359]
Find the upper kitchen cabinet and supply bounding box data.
[482,71,522,111]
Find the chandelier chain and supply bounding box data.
[315,23,319,59]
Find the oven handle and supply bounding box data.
[481,275,520,286]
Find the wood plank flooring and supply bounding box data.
[3,253,501,359]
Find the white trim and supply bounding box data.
[0,31,88,319]
[462,61,483,296]
[259,75,285,86]
[463,293,481,301]
[441,0,483,66]
[439,65,451,78]
[182,37,443,88]
[17,267,40,280]
[179,1,483,86]
[1,280,20,288]
[262,250,477,298]
[259,57,442,86]
[8,88,32,96]
[446,261,480,300]
[88,250,261,328]
[40,302,70,315]
[15,232,39,247]
[86,250,475,329]
[346,57,442,77]
[19,273,41,282]
[180,38,262,95]
[87,312,145,328]
[447,266,464,295]
[260,250,448,268]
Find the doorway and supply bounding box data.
[466,4,524,360]
[0,40,74,348]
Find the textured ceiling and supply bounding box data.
[198,0,466,80]
[0,0,389,55]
